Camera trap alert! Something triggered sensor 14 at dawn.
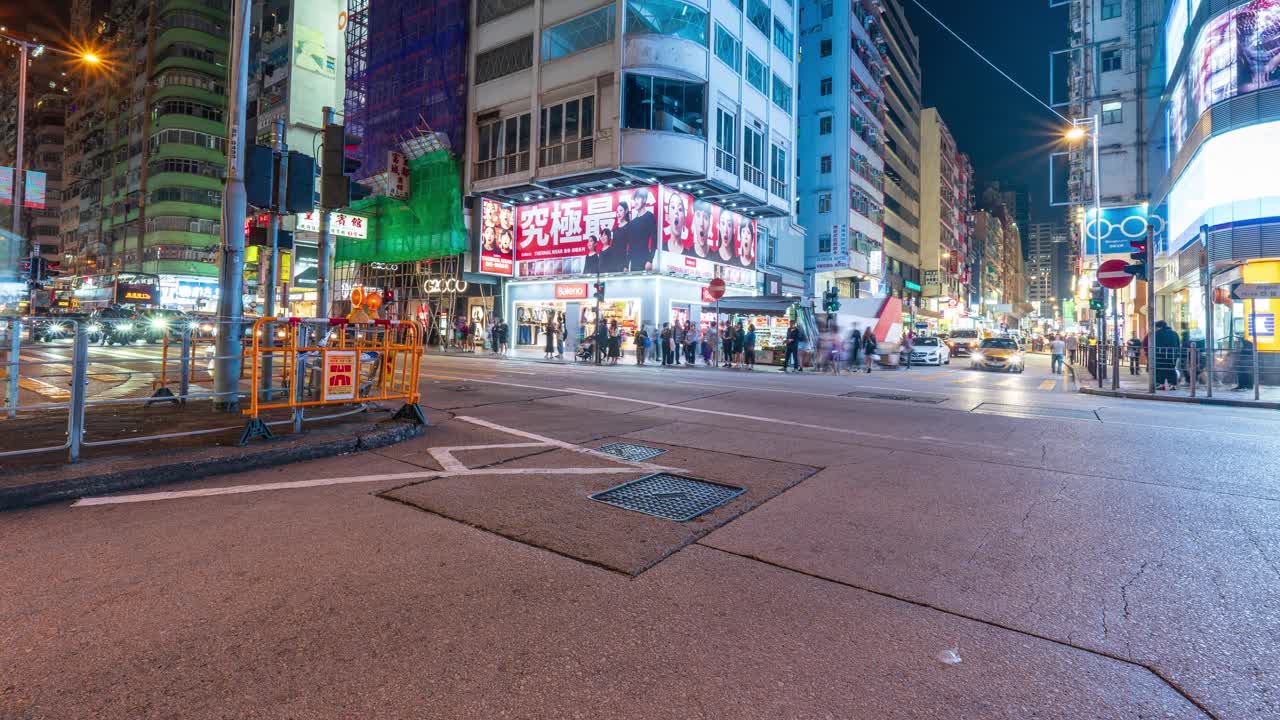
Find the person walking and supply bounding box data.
[781,324,801,372]
[744,323,757,370]
[847,327,863,374]
[685,321,698,365]
[862,328,878,373]
[607,320,621,365]
[702,323,717,365]
[722,323,735,368]
[498,319,509,354]
[900,332,914,370]
[733,321,746,368]
[671,321,683,366]
[543,319,557,360]
[1050,334,1066,375]
[635,324,648,365]
[1153,320,1181,390]
[660,323,673,366]
[1065,334,1079,365]
[1126,334,1142,375]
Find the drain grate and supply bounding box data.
[971,402,1099,421]
[841,390,946,404]
[594,442,668,463]
[444,385,476,392]
[589,473,746,522]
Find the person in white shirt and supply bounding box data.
[1050,336,1066,374]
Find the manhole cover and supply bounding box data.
[589,473,746,522]
[971,402,1099,420]
[841,390,946,404]
[444,385,476,392]
[594,442,667,462]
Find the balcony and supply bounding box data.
[474,151,531,182]
[714,148,736,175]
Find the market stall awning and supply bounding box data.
[700,295,801,315]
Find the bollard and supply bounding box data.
[7,318,19,419]
[67,324,89,463]
[1189,350,1197,398]
[1253,339,1261,402]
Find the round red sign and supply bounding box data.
[707,278,726,300]
[1097,259,1135,290]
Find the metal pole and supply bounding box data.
[178,328,192,403]
[265,118,285,318]
[1111,288,1120,390]
[213,0,252,411]
[1253,328,1261,401]
[67,323,88,463]
[316,106,336,318]
[7,319,20,418]
[1202,224,1213,398]
[12,43,26,237]
[1098,311,1105,388]
[594,244,602,365]
[1146,226,1156,394]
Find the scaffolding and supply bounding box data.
[342,0,468,182]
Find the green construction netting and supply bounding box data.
[336,149,467,263]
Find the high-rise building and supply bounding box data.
[798,0,887,302]
[918,108,968,306]
[877,0,923,306]
[1025,222,1070,308]
[465,0,803,343]
[1152,0,1280,378]
[61,0,233,306]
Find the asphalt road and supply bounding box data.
[3,350,1278,719]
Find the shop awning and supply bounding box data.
[700,295,802,315]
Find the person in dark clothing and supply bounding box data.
[1126,334,1143,375]
[862,329,878,373]
[781,325,801,372]
[722,323,735,368]
[543,320,557,359]
[1234,336,1255,390]
[660,323,673,366]
[635,325,648,366]
[744,323,757,369]
[1153,321,1181,390]
[626,190,658,272]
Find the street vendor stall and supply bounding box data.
[700,295,817,366]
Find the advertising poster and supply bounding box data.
[0,167,12,205]
[657,186,757,270]
[293,24,336,78]
[515,186,658,277]
[1189,1,1280,124]
[1084,205,1162,256]
[322,349,358,401]
[387,151,410,200]
[295,210,368,238]
[478,197,515,276]
[23,170,46,209]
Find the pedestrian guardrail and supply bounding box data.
[240,317,425,444]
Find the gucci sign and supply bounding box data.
[422,277,469,294]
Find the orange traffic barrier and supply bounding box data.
[240,317,425,443]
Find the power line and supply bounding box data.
[907,0,1071,124]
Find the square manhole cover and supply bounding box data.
[841,390,946,404]
[589,473,746,522]
[594,442,667,463]
[971,402,1099,420]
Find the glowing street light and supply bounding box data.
[1064,125,1087,142]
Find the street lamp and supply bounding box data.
[1065,115,1108,387]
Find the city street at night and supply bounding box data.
[4,352,1279,719]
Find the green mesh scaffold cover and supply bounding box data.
[336,150,467,263]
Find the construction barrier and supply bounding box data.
[241,317,426,444]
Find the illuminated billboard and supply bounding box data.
[477,198,515,276]
[1167,119,1280,250]
[657,186,757,271]
[514,186,659,277]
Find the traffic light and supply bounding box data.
[383,288,394,305]
[1124,237,1149,281]
[593,282,606,301]
[246,144,275,209]
[1089,284,1105,312]
[285,150,317,214]
[823,286,841,313]
[320,124,371,209]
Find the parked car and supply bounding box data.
[970,337,1025,373]
[139,309,188,344]
[909,336,950,366]
[32,314,90,343]
[945,329,981,357]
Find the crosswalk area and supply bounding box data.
[9,345,167,403]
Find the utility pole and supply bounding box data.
[1146,226,1156,394]
[1201,225,1212,398]
[264,118,286,318]
[316,106,336,317]
[12,43,26,241]
[213,0,252,410]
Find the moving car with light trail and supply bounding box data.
[970,337,1025,373]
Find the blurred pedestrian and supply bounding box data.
[733,321,746,367]
[702,323,717,365]
[862,329,878,373]
[744,323,757,370]
[1050,335,1065,374]
[1065,334,1079,364]
[661,323,673,366]
[901,332,914,370]
[635,324,648,366]
[1126,334,1142,375]
[781,324,801,372]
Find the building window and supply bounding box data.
[477,0,533,25]
[150,128,227,153]
[818,193,831,214]
[156,69,224,94]
[542,6,616,62]
[820,155,832,173]
[765,226,776,264]
[475,35,534,84]
[820,77,832,96]
[1100,0,1120,20]
[818,115,832,135]
[820,38,832,57]
[626,0,708,46]
[747,0,770,36]
[746,52,768,94]
[715,107,737,174]
[772,17,793,60]
[1102,100,1122,124]
[770,143,788,199]
[1100,47,1121,73]
[743,125,765,188]
[820,0,832,19]
[714,23,741,72]
[818,232,832,252]
[540,96,595,166]
[475,112,531,180]
[771,74,792,113]
[623,74,706,136]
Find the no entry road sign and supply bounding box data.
[1097,259,1135,290]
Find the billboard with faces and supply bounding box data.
[477,198,516,276]
[657,186,758,283]
[514,186,659,278]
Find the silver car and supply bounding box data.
[909,336,951,365]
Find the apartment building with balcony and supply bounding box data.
[918,107,969,308]
[797,0,887,302]
[876,0,922,305]
[465,0,802,338]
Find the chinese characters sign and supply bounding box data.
[515,186,659,277]
[295,210,368,238]
[478,198,515,276]
[387,151,410,200]
[322,349,357,401]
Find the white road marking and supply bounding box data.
[429,447,469,472]
[456,415,673,470]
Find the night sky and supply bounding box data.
[905,0,1069,226]
[9,0,1068,225]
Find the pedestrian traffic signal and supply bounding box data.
[1089,284,1105,312]
[246,144,275,209]
[285,150,317,214]
[321,124,371,209]
[822,286,841,313]
[1124,238,1149,281]
[593,282,606,301]
[383,288,394,304]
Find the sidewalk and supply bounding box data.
[1078,368,1280,409]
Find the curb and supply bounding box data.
[0,420,424,512]
[1079,385,1280,410]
